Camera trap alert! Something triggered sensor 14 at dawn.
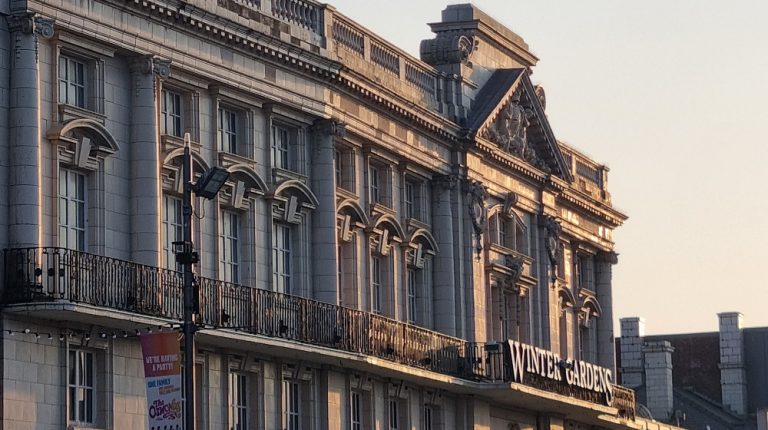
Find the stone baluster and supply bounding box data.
[311,119,344,304]
[129,56,169,266]
[431,175,457,336]
[595,251,618,371]
[7,14,53,248]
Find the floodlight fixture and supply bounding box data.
[193,166,230,199]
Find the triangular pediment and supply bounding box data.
[468,69,572,182]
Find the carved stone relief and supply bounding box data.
[481,90,548,171]
[467,180,488,254]
[420,32,479,66]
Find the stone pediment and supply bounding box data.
[467,69,572,182]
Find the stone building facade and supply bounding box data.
[0,0,678,429]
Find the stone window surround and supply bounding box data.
[65,340,109,429]
[267,108,310,181]
[226,356,263,430]
[158,79,201,143]
[51,32,112,119]
[211,87,256,159]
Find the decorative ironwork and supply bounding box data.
[2,247,635,419]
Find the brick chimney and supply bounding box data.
[619,317,645,388]
[643,341,675,421]
[718,312,747,415]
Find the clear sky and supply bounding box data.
[330,0,768,335]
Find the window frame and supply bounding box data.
[271,123,291,170]
[220,209,241,284]
[161,88,184,138]
[272,223,293,294]
[162,194,184,271]
[59,167,87,251]
[229,371,248,430]
[68,348,95,425]
[218,106,239,155]
[59,54,87,109]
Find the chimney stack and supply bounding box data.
[619,317,645,388]
[718,312,747,415]
[643,341,675,421]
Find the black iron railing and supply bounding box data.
[2,247,635,418]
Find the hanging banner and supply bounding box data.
[140,332,183,430]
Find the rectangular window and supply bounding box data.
[283,380,301,430]
[371,256,382,314]
[220,211,240,283]
[219,108,238,154]
[407,268,417,324]
[68,349,94,424]
[404,181,414,219]
[350,391,362,430]
[163,195,183,271]
[335,150,343,186]
[229,372,248,430]
[424,405,433,430]
[59,168,87,251]
[577,254,594,290]
[369,165,381,204]
[161,89,183,137]
[388,399,400,430]
[59,56,86,108]
[273,224,292,294]
[272,125,290,169]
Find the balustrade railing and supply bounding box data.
[271,0,320,31]
[2,247,635,419]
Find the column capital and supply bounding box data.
[8,14,54,38]
[129,55,172,78]
[312,118,346,137]
[596,250,619,265]
[432,174,458,191]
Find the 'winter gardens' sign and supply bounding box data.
[506,340,615,406]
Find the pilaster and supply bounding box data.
[129,55,169,266]
[7,14,53,248]
[431,174,457,336]
[595,251,618,372]
[310,119,344,304]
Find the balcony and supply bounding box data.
[2,247,634,421]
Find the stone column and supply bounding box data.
[758,408,768,430]
[643,340,674,421]
[310,119,344,304]
[431,175,457,336]
[7,14,53,248]
[619,317,645,388]
[595,251,618,371]
[718,312,747,415]
[129,56,169,266]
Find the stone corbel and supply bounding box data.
[432,174,458,191]
[130,55,172,78]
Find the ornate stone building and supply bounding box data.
[0,0,679,429]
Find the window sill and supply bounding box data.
[58,104,106,124]
[67,424,106,430]
[161,134,202,155]
[271,167,307,184]
[218,151,255,168]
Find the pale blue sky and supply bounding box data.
[330,0,768,334]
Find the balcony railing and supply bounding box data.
[3,247,634,419]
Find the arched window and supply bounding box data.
[367,216,404,317]
[336,200,369,308]
[404,230,438,327]
[578,295,602,363]
[488,209,528,254]
[269,180,318,296]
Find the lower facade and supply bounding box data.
[2,310,677,430]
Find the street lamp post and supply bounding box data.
[177,136,229,430]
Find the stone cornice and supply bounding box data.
[106,0,461,146]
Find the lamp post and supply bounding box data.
[177,135,229,430]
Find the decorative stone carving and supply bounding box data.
[481,90,546,170]
[502,191,518,218]
[467,180,488,254]
[534,84,546,111]
[420,32,479,66]
[312,118,346,138]
[8,15,54,38]
[543,214,562,268]
[130,55,172,78]
[596,250,619,265]
[505,254,524,285]
[432,174,458,191]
